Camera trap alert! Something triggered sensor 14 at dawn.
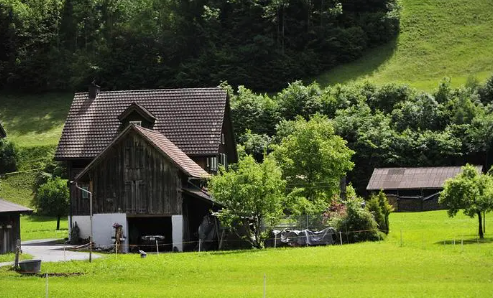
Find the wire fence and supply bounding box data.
[67,226,491,255]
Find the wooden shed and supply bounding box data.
[366,166,483,211]
[0,199,32,254]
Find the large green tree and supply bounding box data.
[33,177,70,230]
[439,164,493,239]
[209,155,285,249]
[272,114,354,215]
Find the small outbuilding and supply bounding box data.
[367,166,483,211]
[0,199,33,254]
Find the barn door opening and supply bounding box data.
[127,217,172,252]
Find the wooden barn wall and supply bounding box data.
[74,132,182,215]
[0,213,20,254]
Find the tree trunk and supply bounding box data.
[483,211,486,234]
[57,215,61,231]
[478,211,484,239]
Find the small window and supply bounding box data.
[221,133,225,145]
[219,153,228,169]
[81,186,89,199]
[208,157,218,172]
[129,121,142,126]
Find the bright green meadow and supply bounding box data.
[0,210,492,297]
[314,0,493,90]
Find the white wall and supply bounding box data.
[69,213,129,252]
[172,215,183,252]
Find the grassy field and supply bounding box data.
[0,253,33,263]
[21,215,68,241]
[1,210,492,297]
[0,92,72,148]
[314,0,493,91]
[0,171,37,208]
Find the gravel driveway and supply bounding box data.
[0,239,101,267]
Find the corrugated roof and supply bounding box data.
[55,88,228,160]
[366,166,483,190]
[0,199,33,213]
[76,125,209,180]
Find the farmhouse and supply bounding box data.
[55,84,237,252]
[0,199,33,254]
[367,166,483,211]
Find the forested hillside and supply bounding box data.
[0,0,398,92]
[229,77,493,193]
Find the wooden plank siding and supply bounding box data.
[73,131,182,216]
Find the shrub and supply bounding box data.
[367,196,385,232]
[0,138,17,174]
[334,197,382,243]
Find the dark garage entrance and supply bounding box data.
[127,216,172,252]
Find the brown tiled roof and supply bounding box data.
[55,88,228,160]
[367,166,483,190]
[0,199,33,213]
[0,122,6,138]
[76,125,209,180]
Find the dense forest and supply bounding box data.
[0,0,399,92]
[228,77,493,194]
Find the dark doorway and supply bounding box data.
[127,217,172,252]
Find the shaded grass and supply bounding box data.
[21,215,68,241]
[0,92,72,148]
[0,210,492,297]
[314,0,493,91]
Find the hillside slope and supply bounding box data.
[314,0,493,90]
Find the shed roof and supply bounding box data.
[55,88,228,160]
[0,122,6,138]
[76,124,209,180]
[366,166,483,190]
[0,199,33,214]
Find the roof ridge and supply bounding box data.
[74,87,225,95]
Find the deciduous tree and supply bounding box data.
[209,155,285,249]
[439,164,493,239]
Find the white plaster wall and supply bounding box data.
[69,214,129,253]
[172,215,183,252]
[69,215,91,240]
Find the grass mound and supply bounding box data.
[315,0,493,90]
[0,171,37,208]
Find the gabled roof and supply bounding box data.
[0,199,33,214]
[117,102,156,124]
[76,125,209,181]
[55,88,228,160]
[367,166,483,190]
[0,122,6,138]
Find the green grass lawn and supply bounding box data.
[0,253,33,263]
[0,92,72,148]
[314,0,493,91]
[1,210,492,297]
[21,215,68,241]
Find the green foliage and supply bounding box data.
[32,177,69,230]
[272,114,354,214]
[334,196,381,243]
[439,164,493,239]
[0,0,399,92]
[209,155,285,249]
[367,196,385,232]
[0,138,17,174]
